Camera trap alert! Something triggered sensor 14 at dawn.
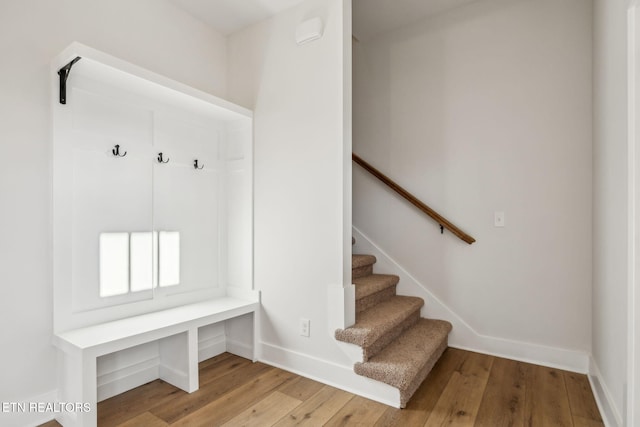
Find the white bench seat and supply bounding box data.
[52,296,259,427]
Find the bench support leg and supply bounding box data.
[159,329,199,393]
[56,350,97,427]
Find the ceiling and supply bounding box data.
[353,0,477,41]
[170,0,306,35]
[171,0,477,40]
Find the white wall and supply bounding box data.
[226,0,392,402]
[0,1,226,425]
[353,0,592,360]
[593,0,631,425]
[227,0,349,360]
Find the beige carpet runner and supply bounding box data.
[335,253,452,407]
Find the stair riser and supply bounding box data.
[362,310,420,361]
[352,265,373,280]
[398,339,448,408]
[356,287,397,314]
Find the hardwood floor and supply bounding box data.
[40,348,603,426]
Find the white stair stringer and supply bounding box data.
[335,340,365,364]
[352,226,589,374]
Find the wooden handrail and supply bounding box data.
[352,153,476,244]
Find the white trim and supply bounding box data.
[334,340,364,365]
[342,0,354,294]
[352,226,590,374]
[449,342,588,374]
[628,3,640,426]
[258,341,400,408]
[590,356,623,427]
[0,390,58,427]
[55,42,252,119]
[97,357,159,401]
[226,339,254,360]
[328,283,356,331]
[198,334,227,362]
[158,364,190,392]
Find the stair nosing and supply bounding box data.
[335,296,424,346]
[352,254,376,269]
[353,274,399,300]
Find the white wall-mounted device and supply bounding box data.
[296,17,323,45]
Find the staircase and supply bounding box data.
[335,253,452,408]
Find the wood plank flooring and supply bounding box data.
[40,348,603,426]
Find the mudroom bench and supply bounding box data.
[52,296,259,427]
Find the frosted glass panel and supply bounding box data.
[130,232,156,292]
[99,233,129,297]
[159,231,180,287]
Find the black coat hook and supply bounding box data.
[157,153,169,164]
[112,144,127,157]
[193,159,204,170]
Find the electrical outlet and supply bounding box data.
[299,318,310,337]
[494,211,505,227]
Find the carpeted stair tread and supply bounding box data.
[352,254,377,280]
[352,254,376,269]
[353,274,399,300]
[335,296,423,347]
[354,318,452,407]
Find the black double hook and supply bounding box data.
[194,159,204,170]
[157,152,170,164]
[112,144,127,157]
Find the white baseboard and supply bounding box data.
[589,356,623,427]
[449,340,588,374]
[0,390,59,427]
[97,358,159,402]
[258,341,400,407]
[198,334,227,362]
[352,226,590,374]
[227,339,253,360]
[159,364,189,391]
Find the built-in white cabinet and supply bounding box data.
[51,43,257,427]
[52,42,254,333]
